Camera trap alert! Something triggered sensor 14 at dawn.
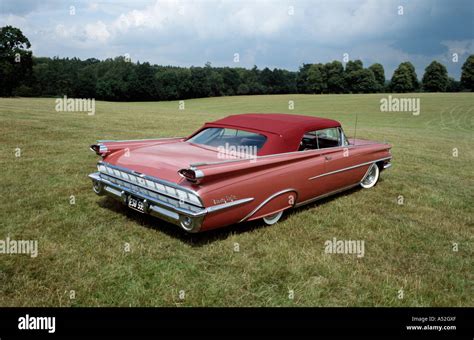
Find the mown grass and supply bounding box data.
[0,93,472,306]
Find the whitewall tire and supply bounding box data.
[263,211,284,225]
[360,163,380,189]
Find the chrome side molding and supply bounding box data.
[308,157,392,181]
[96,137,183,143]
[239,188,297,223]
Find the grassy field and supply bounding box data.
[0,93,472,307]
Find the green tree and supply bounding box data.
[221,67,241,95]
[345,68,377,93]
[0,26,33,96]
[422,61,448,92]
[447,77,461,92]
[240,66,262,94]
[307,63,326,93]
[95,57,135,100]
[259,67,276,94]
[390,62,419,93]
[269,68,284,93]
[208,69,224,97]
[76,64,97,98]
[402,62,419,90]
[324,61,345,93]
[344,60,364,93]
[368,63,385,91]
[129,62,157,100]
[282,69,297,93]
[296,63,312,94]
[155,67,183,100]
[176,68,193,99]
[460,55,474,91]
[270,68,296,94]
[190,66,213,98]
[345,60,363,73]
[237,83,250,95]
[344,60,372,93]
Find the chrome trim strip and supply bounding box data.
[308,157,391,181]
[149,205,180,221]
[339,127,350,147]
[97,137,183,143]
[207,198,255,213]
[104,186,122,197]
[189,143,389,168]
[189,146,349,168]
[239,188,297,223]
[295,183,360,208]
[90,172,254,228]
[98,161,203,206]
[100,172,202,210]
[296,159,390,208]
[189,157,260,168]
[89,172,206,217]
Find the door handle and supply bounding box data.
[325,156,332,161]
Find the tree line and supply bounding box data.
[1,26,473,100]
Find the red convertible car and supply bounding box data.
[89,114,391,232]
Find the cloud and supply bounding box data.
[0,0,472,79]
[85,21,111,42]
[0,0,43,15]
[441,40,474,56]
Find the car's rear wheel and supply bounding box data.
[360,163,380,189]
[262,211,284,225]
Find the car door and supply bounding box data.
[297,150,328,203]
[315,127,360,194]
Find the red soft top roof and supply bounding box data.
[208,113,340,136]
[201,113,341,155]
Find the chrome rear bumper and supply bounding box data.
[89,171,254,233]
[89,172,206,232]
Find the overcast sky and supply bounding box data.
[1,0,473,79]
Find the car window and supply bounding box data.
[221,128,237,136]
[187,127,267,151]
[317,128,339,141]
[299,127,346,150]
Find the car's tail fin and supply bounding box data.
[178,151,319,185]
[89,137,184,157]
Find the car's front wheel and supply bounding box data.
[360,163,380,189]
[263,211,284,225]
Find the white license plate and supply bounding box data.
[128,196,145,213]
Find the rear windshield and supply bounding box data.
[187,128,267,151]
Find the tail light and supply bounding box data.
[90,143,108,156]
[178,168,204,183]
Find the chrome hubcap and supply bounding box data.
[362,165,377,186]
